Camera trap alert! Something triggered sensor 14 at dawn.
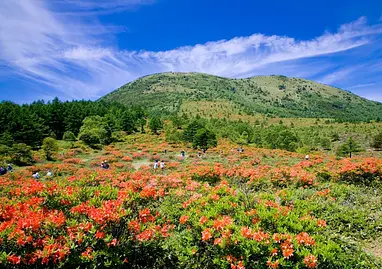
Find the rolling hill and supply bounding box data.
[101,72,382,121]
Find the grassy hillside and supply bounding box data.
[101,72,382,121]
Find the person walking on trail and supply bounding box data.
[154,160,159,169]
[305,154,310,160]
[164,149,167,154]
[46,170,53,177]
[32,172,40,179]
[160,160,165,170]
[181,150,185,157]
[7,164,13,172]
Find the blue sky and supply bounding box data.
[0,0,381,103]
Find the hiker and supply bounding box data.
[32,172,40,179]
[164,149,167,154]
[181,150,185,157]
[198,152,202,158]
[0,167,6,176]
[101,161,109,169]
[104,161,110,169]
[46,170,53,177]
[305,154,310,160]
[160,160,165,170]
[153,160,159,169]
[202,148,206,154]
[7,164,13,172]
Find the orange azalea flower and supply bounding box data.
[222,229,232,239]
[202,228,213,241]
[241,226,252,239]
[211,194,220,201]
[237,261,245,269]
[304,254,318,268]
[226,255,236,263]
[295,232,315,246]
[253,231,269,242]
[266,260,280,269]
[213,219,225,231]
[317,219,327,227]
[180,215,189,224]
[214,237,223,246]
[200,216,208,225]
[81,247,93,260]
[252,217,260,224]
[282,247,294,259]
[110,238,118,246]
[137,229,154,241]
[272,233,281,243]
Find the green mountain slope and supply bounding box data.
[101,72,382,121]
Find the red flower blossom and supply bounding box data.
[95,230,105,239]
[7,254,21,264]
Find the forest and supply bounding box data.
[1,98,382,167]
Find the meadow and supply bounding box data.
[1,133,382,268]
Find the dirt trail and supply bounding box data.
[364,238,382,259]
[132,159,151,170]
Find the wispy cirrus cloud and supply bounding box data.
[51,0,155,15]
[0,0,381,102]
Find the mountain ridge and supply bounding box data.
[101,72,382,121]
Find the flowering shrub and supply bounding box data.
[0,136,381,268]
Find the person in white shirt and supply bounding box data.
[160,160,165,170]
[153,160,159,169]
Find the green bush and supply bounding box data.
[192,128,217,149]
[78,116,111,147]
[10,143,32,166]
[149,116,163,134]
[63,131,76,141]
[42,137,59,160]
[336,137,362,158]
[371,132,382,150]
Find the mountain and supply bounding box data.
[101,72,382,121]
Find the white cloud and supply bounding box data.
[0,1,382,101]
[347,83,377,90]
[318,65,363,85]
[63,47,113,60]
